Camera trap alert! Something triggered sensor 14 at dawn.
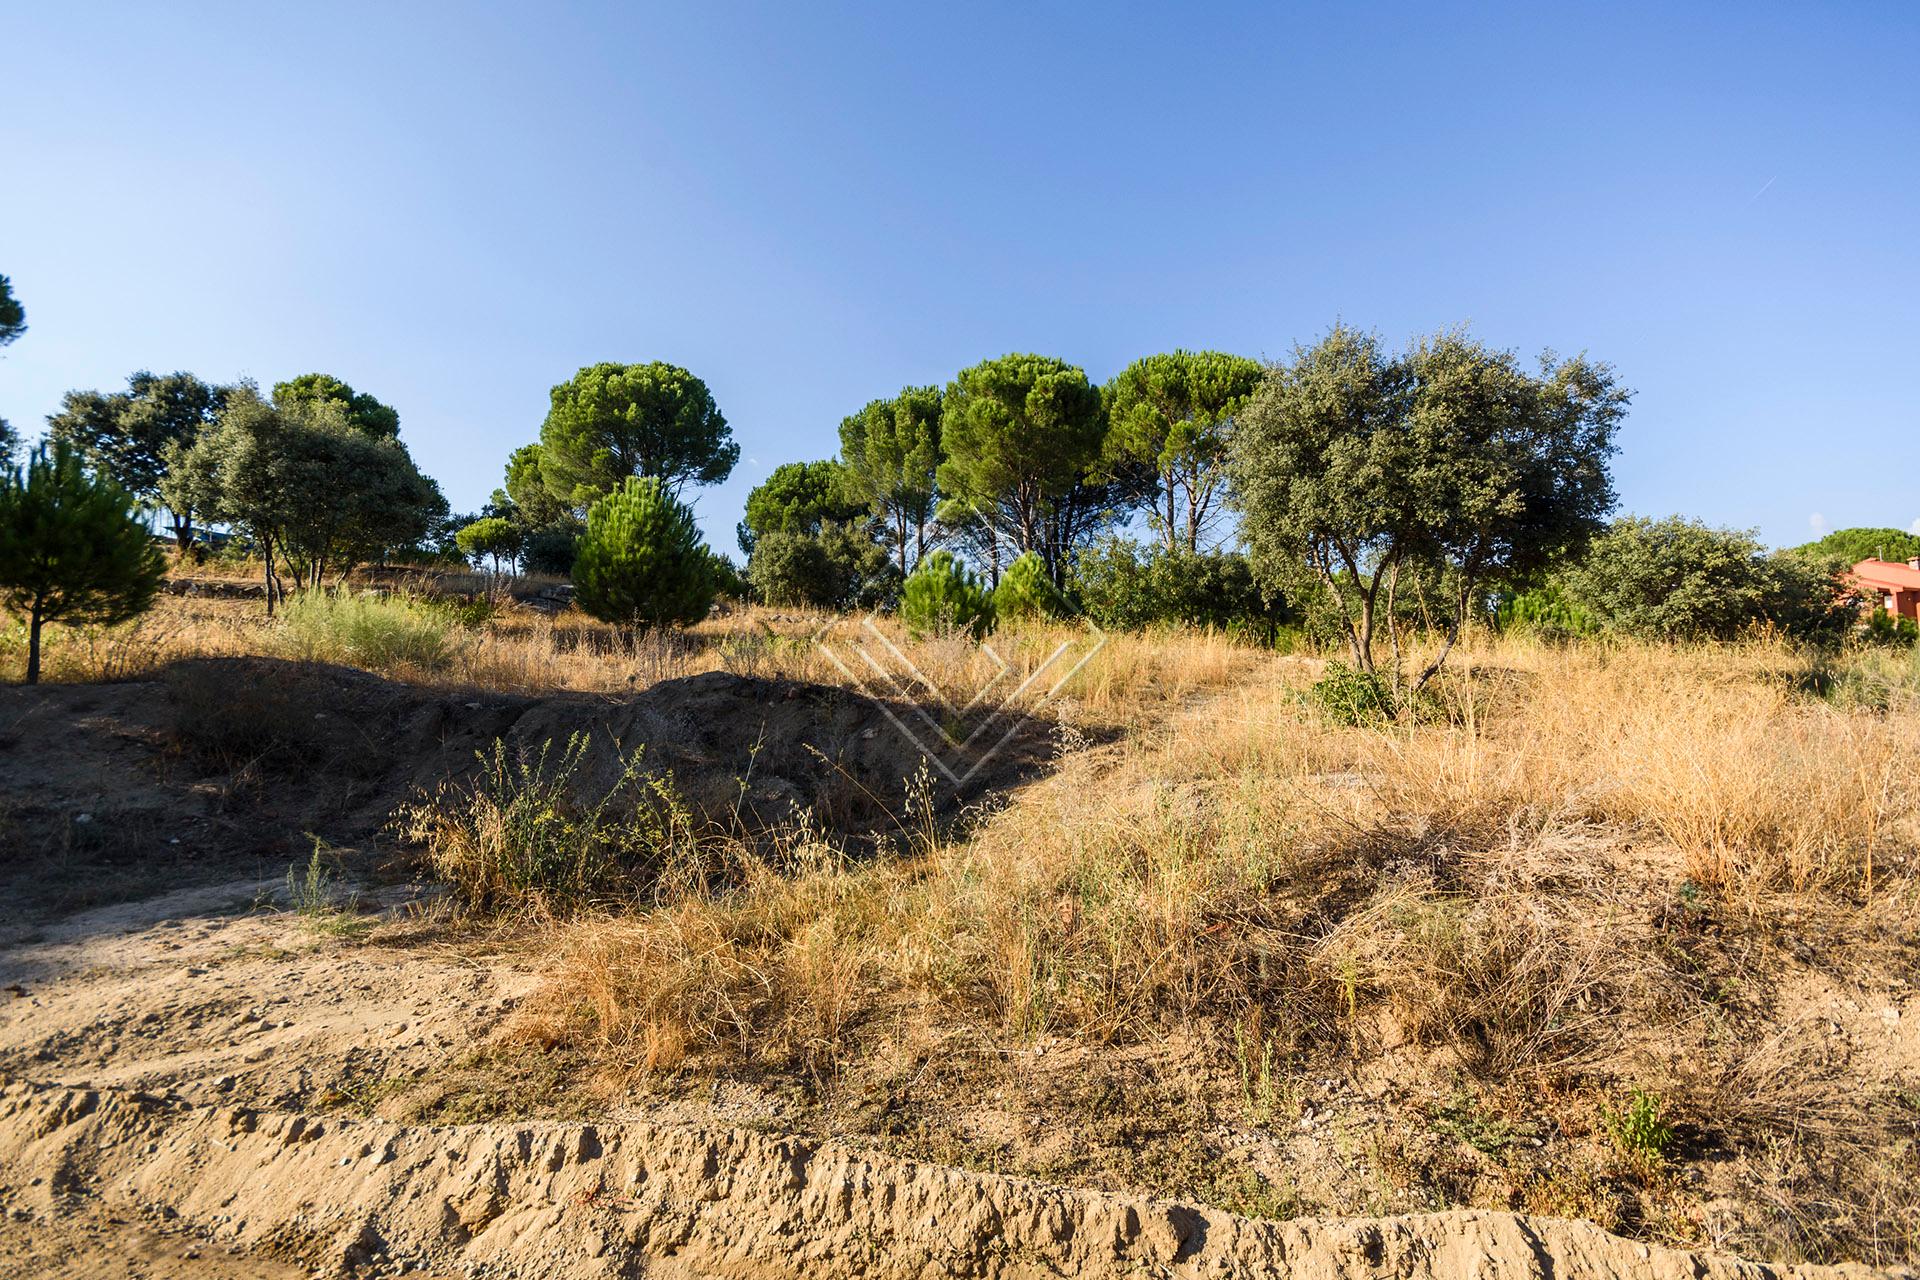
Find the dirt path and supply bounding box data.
[0,879,536,1113]
[0,875,532,1277]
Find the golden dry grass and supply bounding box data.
[7,580,1919,1263]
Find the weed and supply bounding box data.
[1233,1015,1292,1127]
[1432,1086,1537,1159]
[285,838,371,939]
[394,732,704,913]
[1600,1087,1674,1170]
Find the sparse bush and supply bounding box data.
[899,550,994,639]
[1308,660,1395,725]
[395,733,701,913]
[277,590,456,673]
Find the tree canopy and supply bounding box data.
[937,354,1117,582]
[456,516,522,573]
[166,389,446,610]
[1103,350,1262,554]
[0,440,165,683]
[537,361,737,507]
[48,370,230,550]
[0,274,23,348]
[1793,526,1920,565]
[1230,325,1627,690]
[839,387,943,573]
[737,459,863,555]
[271,373,402,439]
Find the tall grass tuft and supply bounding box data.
[277,590,458,674]
[394,733,704,913]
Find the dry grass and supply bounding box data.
[519,635,1919,1264]
[7,578,1919,1263]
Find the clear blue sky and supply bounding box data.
[3,1,1916,552]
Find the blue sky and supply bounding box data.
[3,1,1916,552]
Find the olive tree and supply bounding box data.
[0,440,165,683]
[1231,325,1627,691]
[166,389,447,611]
[48,371,230,551]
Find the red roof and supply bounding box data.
[1852,558,1920,589]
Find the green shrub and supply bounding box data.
[899,550,995,639]
[573,477,716,630]
[1563,516,1852,643]
[1497,582,1598,638]
[992,551,1068,622]
[746,522,895,609]
[747,530,838,607]
[1308,661,1395,726]
[1865,610,1919,647]
[521,525,580,576]
[704,548,748,601]
[1070,538,1288,640]
[278,590,456,672]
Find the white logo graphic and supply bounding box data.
[815,614,1107,787]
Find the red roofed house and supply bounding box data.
[1852,558,1920,623]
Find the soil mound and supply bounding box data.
[1,659,1047,932]
[0,1078,1893,1280]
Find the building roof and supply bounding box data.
[1852,558,1920,589]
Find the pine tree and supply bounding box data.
[572,477,716,630]
[0,440,166,683]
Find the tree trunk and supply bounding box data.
[1410,586,1472,695]
[263,535,278,616]
[1385,561,1404,698]
[25,606,44,685]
